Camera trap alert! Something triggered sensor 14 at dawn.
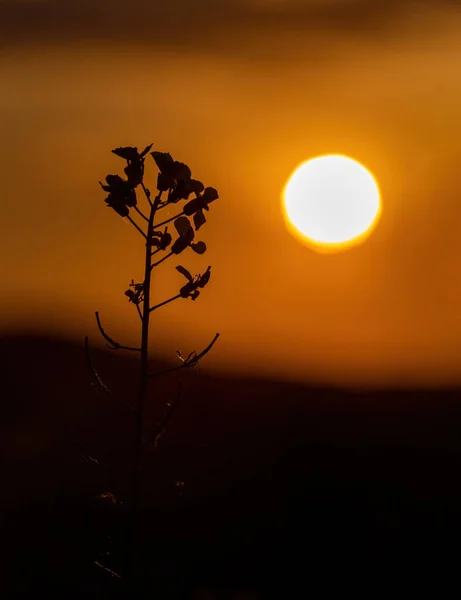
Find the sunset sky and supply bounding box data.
[3,0,461,386]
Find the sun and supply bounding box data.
[282,155,381,252]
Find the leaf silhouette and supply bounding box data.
[111,203,130,217]
[112,146,139,161]
[176,265,193,281]
[190,241,207,255]
[183,187,219,215]
[179,281,196,298]
[197,266,211,288]
[169,178,204,203]
[172,162,191,182]
[174,216,193,236]
[162,233,172,250]
[151,151,175,174]
[151,151,197,194]
[124,163,143,187]
[105,174,124,186]
[125,279,144,304]
[157,173,170,192]
[202,187,219,203]
[178,265,211,299]
[124,187,137,207]
[140,143,153,157]
[183,197,203,216]
[152,227,172,249]
[171,229,194,254]
[192,180,205,195]
[193,210,206,230]
[102,174,137,215]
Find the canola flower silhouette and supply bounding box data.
[84,143,221,581]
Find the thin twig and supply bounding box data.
[155,211,184,229]
[85,336,137,412]
[151,251,174,269]
[141,182,153,208]
[136,304,143,323]
[126,215,147,239]
[149,293,181,313]
[94,561,122,579]
[134,205,149,222]
[95,312,141,352]
[131,190,163,517]
[156,201,170,210]
[148,332,220,377]
[177,332,220,368]
[151,248,161,257]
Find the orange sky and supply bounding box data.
[3,1,461,387]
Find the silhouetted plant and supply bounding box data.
[84,143,220,579]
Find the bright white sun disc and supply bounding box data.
[283,155,381,250]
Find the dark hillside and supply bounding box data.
[2,334,461,594]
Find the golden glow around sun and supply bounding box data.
[282,155,381,252]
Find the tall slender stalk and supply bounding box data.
[130,191,162,572]
[133,194,156,506]
[91,143,221,582]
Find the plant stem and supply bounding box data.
[155,211,184,228]
[149,293,181,312]
[130,190,162,575]
[134,205,149,222]
[141,182,153,208]
[151,251,173,269]
[126,215,147,239]
[136,304,143,322]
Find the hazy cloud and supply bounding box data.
[1,0,460,55]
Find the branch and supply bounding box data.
[136,303,143,323]
[94,561,122,579]
[180,332,220,367]
[148,332,220,377]
[134,205,149,222]
[151,248,161,257]
[151,251,173,269]
[155,211,184,229]
[95,312,141,352]
[141,181,153,208]
[156,201,170,210]
[126,215,147,239]
[149,293,181,313]
[85,336,137,412]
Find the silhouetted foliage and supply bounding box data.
[177,265,212,300]
[124,279,144,305]
[100,174,137,217]
[183,186,218,215]
[151,227,172,250]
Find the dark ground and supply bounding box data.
[2,333,461,596]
